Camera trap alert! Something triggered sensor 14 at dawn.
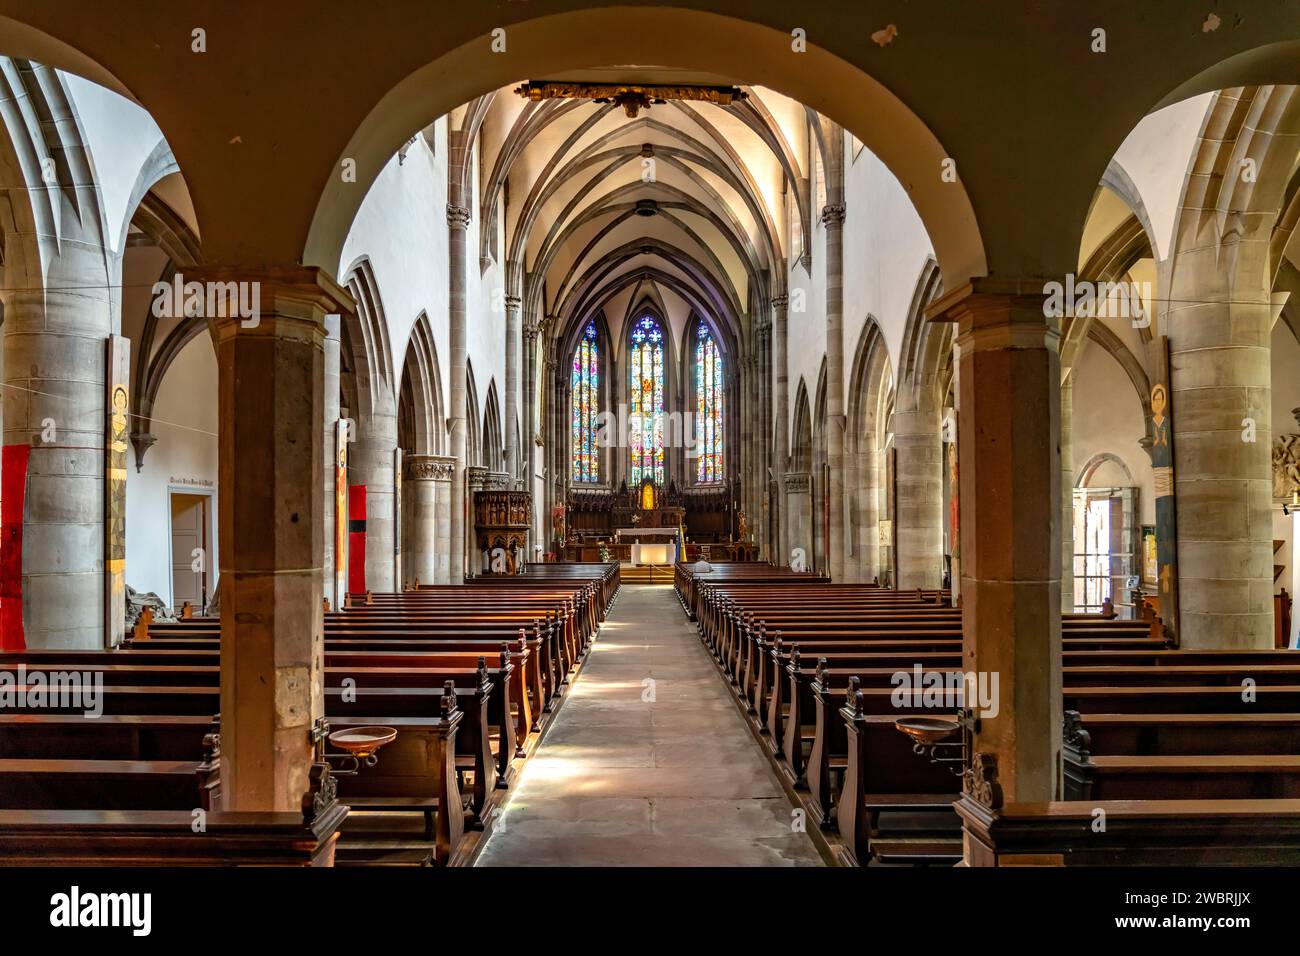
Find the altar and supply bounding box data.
[615,527,679,567]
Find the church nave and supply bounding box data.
[476,585,823,866]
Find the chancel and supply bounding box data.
[2,1,1300,881]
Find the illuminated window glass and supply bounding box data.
[570,321,600,482]
[629,314,665,486]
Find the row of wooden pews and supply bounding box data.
[0,562,619,866]
[677,563,1300,866]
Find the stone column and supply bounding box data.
[322,314,341,607]
[772,293,790,564]
[823,201,847,582]
[542,346,558,550]
[3,244,113,648]
[466,466,487,575]
[739,353,752,529]
[935,278,1062,806]
[349,400,397,592]
[858,446,880,582]
[434,459,453,584]
[504,292,521,489]
[757,317,772,559]
[783,471,811,567]
[894,399,944,590]
[1168,253,1274,649]
[405,454,454,585]
[1060,375,1075,612]
[447,201,470,583]
[523,315,539,551]
[748,351,761,544]
[209,266,349,810]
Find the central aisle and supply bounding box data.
[475,585,825,866]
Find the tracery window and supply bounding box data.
[694,320,724,483]
[570,321,600,482]
[629,314,665,486]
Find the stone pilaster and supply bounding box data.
[504,291,522,489]
[207,265,350,810]
[447,198,470,583]
[932,277,1062,806]
[523,314,540,552]
[822,200,847,582]
[772,293,790,564]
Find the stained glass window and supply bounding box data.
[570,321,599,483]
[694,320,724,483]
[629,314,665,486]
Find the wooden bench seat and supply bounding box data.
[0,806,347,866]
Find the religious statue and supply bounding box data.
[737,509,747,542]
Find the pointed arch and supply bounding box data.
[398,311,446,456]
[483,378,503,473]
[845,316,895,583]
[792,377,812,474]
[465,359,482,467]
[340,255,396,422]
[897,257,949,414]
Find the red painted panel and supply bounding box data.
[0,444,30,650]
[347,484,366,595]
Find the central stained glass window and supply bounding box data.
[570,321,599,482]
[629,314,665,486]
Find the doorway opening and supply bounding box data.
[170,491,212,613]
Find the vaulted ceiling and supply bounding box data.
[472,77,818,360]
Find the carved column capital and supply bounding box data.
[406,454,457,482]
[446,204,471,230]
[504,294,522,313]
[820,203,846,228]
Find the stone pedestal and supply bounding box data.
[931,278,1062,806]
[209,266,350,811]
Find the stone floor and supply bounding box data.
[474,584,825,866]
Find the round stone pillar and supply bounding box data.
[405,454,455,586]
